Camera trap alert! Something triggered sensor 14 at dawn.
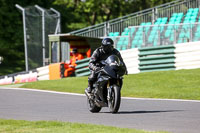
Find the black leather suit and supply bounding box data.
[88,46,127,84]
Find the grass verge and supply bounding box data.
[0,119,168,133]
[19,68,200,100]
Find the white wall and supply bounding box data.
[37,66,49,80]
[175,41,200,70]
[120,48,140,74]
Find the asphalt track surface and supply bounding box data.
[0,87,200,133]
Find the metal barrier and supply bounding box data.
[139,45,176,72]
[75,58,90,77]
[175,42,200,70]
[69,0,199,38]
[114,22,200,49]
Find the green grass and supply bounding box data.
[122,69,200,100]
[21,76,88,94]
[3,69,198,133]
[0,119,168,133]
[19,68,200,100]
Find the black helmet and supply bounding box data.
[102,38,114,46]
[101,38,114,53]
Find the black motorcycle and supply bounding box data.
[85,55,126,113]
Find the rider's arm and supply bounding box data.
[89,49,100,71]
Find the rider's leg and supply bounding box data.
[86,71,97,93]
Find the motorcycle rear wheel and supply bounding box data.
[87,98,101,113]
[108,84,121,113]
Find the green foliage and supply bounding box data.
[0,0,55,75]
[0,119,168,133]
[54,0,176,28]
[19,68,200,100]
[0,0,175,75]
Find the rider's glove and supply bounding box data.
[95,67,101,72]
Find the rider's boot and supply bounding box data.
[85,81,93,94]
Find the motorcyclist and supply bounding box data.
[85,38,127,94]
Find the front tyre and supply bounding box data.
[87,97,101,113]
[108,84,121,113]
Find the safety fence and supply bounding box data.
[73,41,200,76]
[120,49,140,74]
[113,22,200,50]
[175,42,200,70]
[0,63,62,85]
[69,0,199,38]
[74,49,140,76]
[1,41,200,84]
[139,45,176,72]
[0,71,37,85]
[75,58,90,77]
[37,66,49,81]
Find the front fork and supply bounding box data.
[107,79,121,101]
[96,77,122,102]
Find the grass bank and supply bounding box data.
[0,119,168,133]
[20,68,200,100]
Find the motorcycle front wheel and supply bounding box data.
[108,84,121,113]
[87,97,101,113]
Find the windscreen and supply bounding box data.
[105,55,120,66]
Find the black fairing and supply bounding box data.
[102,55,126,78]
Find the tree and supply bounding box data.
[53,0,175,30]
[0,0,55,75]
[53,0,131,29]
[0,0,175,75]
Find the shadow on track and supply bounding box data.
[118,110,183,114]
[100,110,183,114]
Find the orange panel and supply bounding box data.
[49,63,61,80]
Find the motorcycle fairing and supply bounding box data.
[103,65,117,79]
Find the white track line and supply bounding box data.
[1,87,200,103]
[0,87,84,96]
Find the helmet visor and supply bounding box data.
[103,45,113,53]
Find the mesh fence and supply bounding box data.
[112,22,200,50]
[70,0,199,38]
[25,6,59,70]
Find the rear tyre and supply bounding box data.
[87,98,101,113]
[108,84,121,113]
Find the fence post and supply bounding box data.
[174,28,176,44]
[35,5,46,67]
[50,8,61,34]
[104,23,107,37]
[198,0,200,8]
[15,4,29,72]
[107,22,110,36]
[153,7,158,24]
[143,26,145,47]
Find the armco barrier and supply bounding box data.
[139,45,176,72]
[0,76,13,85]
[2,42,200,83]
[175,42,200,70]
[120,48,140,74]
[75,48,140,76]
[14,71,37,84]
[75,58,90,77]
[0,71,37,85]
[37,66,49,81]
